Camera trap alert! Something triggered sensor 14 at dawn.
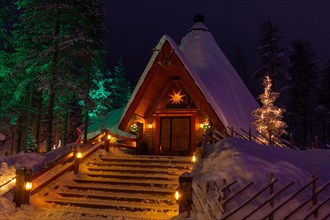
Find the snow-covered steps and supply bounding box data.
[39,154,194,219]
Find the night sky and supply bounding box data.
[103,0,330,87]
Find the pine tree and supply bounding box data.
[110,57,131,109]
[13,0,106,150]
[25,128,37,152]
[255,18,288,95]
[0,0,21,147]
[252,75,287,145]
[287,39,318,147]
[317,59,330,145]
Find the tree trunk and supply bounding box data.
[62,101,69,146]
[83,110,88,143]
[46,11,60,152]
[35,92,42,147]
[16,113,23,153]
[24,81,34,152]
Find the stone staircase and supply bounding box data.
[34,153,194,219]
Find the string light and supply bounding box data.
[252,75,287,145]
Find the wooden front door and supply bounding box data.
[160,117,190,155]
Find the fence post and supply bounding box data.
[221,178,228,213]
[14,167,32,206]
[73,146,81,174]
[104,134,110,153]
[312,172,318,218]
[231,126,234,137]
[269,173,274,220]
[177,172,193,216]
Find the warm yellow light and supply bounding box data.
[25,181,32,190]
[107,134,111,140]
[175,191,180,200]
[76,152,82,159]
[192,155,196,163]
[12,178,16,183]
[148,124,153,129]
[169,90,185,104]
[199,123,203,128]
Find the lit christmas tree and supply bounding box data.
[252,75,287,145]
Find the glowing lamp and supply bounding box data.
[175,191,180,201]
[199,123,204,128]
[25,181,32,191]
[107,134,111,140]
[148,123,153,129]
[192,155,196,163]
[76,152,82,159]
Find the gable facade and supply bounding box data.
[118,36,226,156]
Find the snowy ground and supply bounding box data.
[1,137,330,219]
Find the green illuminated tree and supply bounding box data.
[13,0,106,150]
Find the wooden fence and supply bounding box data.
[192,173,330,220]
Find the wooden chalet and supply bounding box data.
[118,20,258,156]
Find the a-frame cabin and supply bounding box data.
[119,18,258,156]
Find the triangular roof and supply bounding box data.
[180,22,259,132]
[119,22,258,133]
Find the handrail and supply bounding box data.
[284,180,330,219]
[261,176,319,219]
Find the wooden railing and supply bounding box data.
[191,173,330,220]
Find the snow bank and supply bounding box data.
[194,137,330,184]
[187,137,330,219]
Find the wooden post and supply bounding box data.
[14,167,32,206]
[104,139,110,153]
[231,126,234,137]
[73,148,80,174]
[269,173,274,220]
[178,172,193,216]
[312,172,318,218]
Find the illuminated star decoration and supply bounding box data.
[169,90,185,104]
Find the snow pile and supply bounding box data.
[195,137,330,183]
[185,137,330,219]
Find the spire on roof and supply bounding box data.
[194,14,205,23]
[188,14,208,33]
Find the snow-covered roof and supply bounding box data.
[88,108,135,139]
[179,22,259,132]
[120,22,258,133]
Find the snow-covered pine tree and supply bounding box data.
[88,68,112,122]
[110,57,131,109]
[252,75,287,145]
[14,0,106,149]
[255,18,288,96]
[287,39,318,147]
